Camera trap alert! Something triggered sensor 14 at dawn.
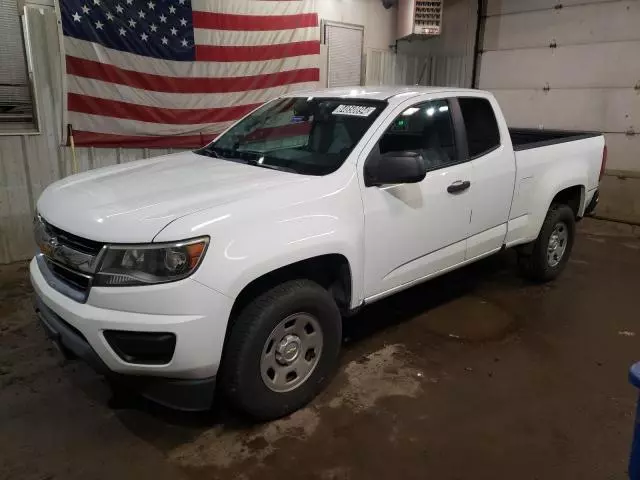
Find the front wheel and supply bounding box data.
[221,280,341,420]
[518,203,576,282]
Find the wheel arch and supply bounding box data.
[523,178,587,245]
[550,184,585,218]
[229,253,353,322]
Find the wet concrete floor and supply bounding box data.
[1,219,640,480]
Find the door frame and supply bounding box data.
[356,94,471,178]
[321,20,365,88]
[356,92,475,302]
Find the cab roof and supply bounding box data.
[283,86,487,104]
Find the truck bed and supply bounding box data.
[509,128,601,151]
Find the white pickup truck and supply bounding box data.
[31,86,605,419]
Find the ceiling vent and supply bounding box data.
[397,0,443,40]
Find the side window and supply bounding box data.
[378,99,457,171]
[458,97,500,158]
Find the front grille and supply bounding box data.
[35,216,101,302]
[45,221,104,255]
[36,255,90,303]
[46,258,91,292]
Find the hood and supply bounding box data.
[37,152,310,243]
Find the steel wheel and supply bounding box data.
[260,312,323,393]
[547,221,568,267]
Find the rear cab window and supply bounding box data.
[458,97,501,158]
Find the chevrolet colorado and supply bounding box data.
[31,86,605,419]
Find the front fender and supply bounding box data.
[203,213,362,306]
[155,169,365,309]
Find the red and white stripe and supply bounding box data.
[66,0,320,147]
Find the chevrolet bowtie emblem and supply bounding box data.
[41,236,59,258]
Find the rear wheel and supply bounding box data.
[518,203,576,282]
[221,280,341,420]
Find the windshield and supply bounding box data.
[195,97,387,176]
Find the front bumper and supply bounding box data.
[30,257,234,411]
[35,296,216,410]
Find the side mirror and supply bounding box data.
[365,151,427,187]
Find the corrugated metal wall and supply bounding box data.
[365,50,425,86]
[365,49,471,88]
[1,4,62,264]
[477,0,640,223]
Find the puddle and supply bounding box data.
[327,344,423,412]
[169,408,320,468]
[418,296,515,341]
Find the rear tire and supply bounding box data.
[518,203,576,282]
[221,280,341,421]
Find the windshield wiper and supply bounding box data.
[241,155,296,173]
[253,162,297,173]
[196,145,226,159]
[196,146,296,173]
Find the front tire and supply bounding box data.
[518,203,576,282]
[221,280,341,421]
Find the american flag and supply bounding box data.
[61,0,320,147]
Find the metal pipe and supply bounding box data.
[470,0,484,88]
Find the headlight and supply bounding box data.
[94,237,209,286]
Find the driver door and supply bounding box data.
[361,97,473,300]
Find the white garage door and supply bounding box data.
[324,21,364,88]
[478,0,640,173]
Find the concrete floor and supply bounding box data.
[1,219,640,480]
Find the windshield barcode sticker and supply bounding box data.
[332,105,377,117]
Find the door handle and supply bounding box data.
[447,180,471,194]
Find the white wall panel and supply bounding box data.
[480,41,640,90]
[484,0,640,50]
[480,0,640,223]
[598,174,640,224]
[492,88,640,133]
[485,0,620,16]
[602,134,640,172]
